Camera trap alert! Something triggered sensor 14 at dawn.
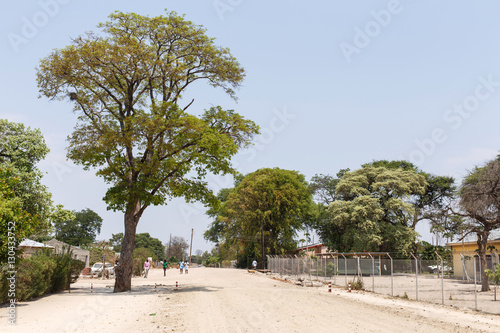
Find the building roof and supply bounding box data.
[45,238,90,255]
[18,239,54,248]
[295,243,323,251]
[446,239,500,247]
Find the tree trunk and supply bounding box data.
[477,230,490,292]
[114,205,140,292]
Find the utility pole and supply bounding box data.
[167,233,171,259]
[261,222,265,270]
[189,228,193,266]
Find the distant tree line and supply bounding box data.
[205,158,500,292]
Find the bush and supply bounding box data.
[0,249,84,304]
[15,253,56,301]
[326,263,336,277]
[0,268,13,304]
[347,277,364,290]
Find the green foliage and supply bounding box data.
[309,169,350,205]
[347,278,363,290]
[326,262,336,276]
[0,250,83,303]
[317,164,427,254]
[54,208,102,247]
[190,255,202,264]
[36,11,258,214]
[134,233,164,260]
[0,168,40,263]
[206,168,313,264]
[109,232,123,252]
[167,256,178,264]
[36,10,259,291]
[50,247,85,291]
[16,254,56,301]
[0,119,52,238]
[89,242,115,265]
[485,264,500,301]
[364,160,455,230]
[417,241,451,260]
[133,247,154,276]
[458,159,500,291]
[485,265,500,285]
[0,119,54,263]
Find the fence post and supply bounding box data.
[316,257,319,281]
[478,256,482,283]
[368,253,374,293]
[386,253,393,297]
[411,253,418,301]
[324,256,327,281]
[460,253,466,281]
[341,253,347,286]
[435,251,444,305]
[474,258,477,311]
[357,257,361,279]
[309,256,312,282]
[295,255,298,280]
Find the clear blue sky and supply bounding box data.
[2,0,500,251]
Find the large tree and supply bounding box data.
[206,168,313,266]
[317,165,427,254]
[454,158,500,291]
[366,160,455,232]
[0,168,40,263]
[134,232,165,260]
[166,236,189,261]
[37,11,258,292]
[53,208,102,247]
[0,119,53,239]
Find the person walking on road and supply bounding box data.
[163,259,168,276]
[184,262,189,274]
[179,261,184,274]
[144,259,150,278]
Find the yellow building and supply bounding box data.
[447,239,500,279]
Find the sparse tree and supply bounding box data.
[454,159,500,291]
[167,236,189,261]
[37,11,258,291]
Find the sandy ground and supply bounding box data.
[1,267,500,332]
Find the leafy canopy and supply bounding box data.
[0,168,40,263]
[206,168,313,262]
[36,10,258,292]
[53,207,102,247]
[134,232,165,260]
[318,165,427,254]
[0,119,52,237]
[36,11,258,214]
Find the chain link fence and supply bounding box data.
[267,254,500,314]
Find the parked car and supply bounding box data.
[91,263,114,275]
[428,264,452,274]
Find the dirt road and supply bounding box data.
[2,267,499,332]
